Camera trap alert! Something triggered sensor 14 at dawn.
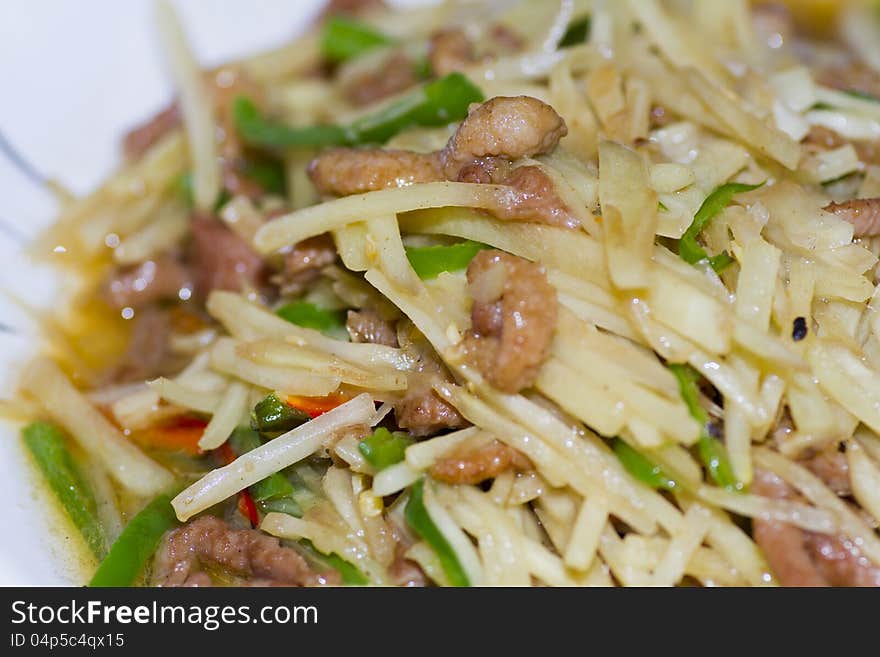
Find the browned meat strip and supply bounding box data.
[802,125,880,166]
[430,439,531,484]
[181,572,212,587]
[308,148,442,196]
[753,517,828,586]
[490,165,578,228]
[751,468,880,587]
[804,532,880,587]
[152,516,339,587]
[344,308,463,435]
[346,309,398,347]
[321,0,384,19]
[455,157,511,184]
[751,469,829,586]
[104,254,192,310]
[462,250,557,393]
[802,446,850,497]
[824,198,880,238]
[123,103,181,161]
[386,525,427,586]
[393,381,467,437]
[429,28,476,77]
[816,62,880,104]
[488,24,525,53]
[105,307,172,384]
[189,215,267,297]
[346,309,464,436]
[440,96,568,180]
[388,555,428,587]
[274,234,337,296]
[307,95,575,227]
[343,51,420,107]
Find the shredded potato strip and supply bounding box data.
[598,140,658,289]
[20,359,174,497]
[255,183,513,254]
[156,0,221,211]
[172,394,375,521]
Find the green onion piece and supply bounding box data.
[89,493,178,587]
[697,435,741,492]
[668,364,742,492]
[22,422,106,559]
[228,426,295,502]
[669,363,707,424]
[321,16,393,63]
[258,496,303,518]
[251,393,310,434]
[559,16,591,47]
[405,479,470,586]
[678,181,764,272]
[405,240,490,279]
[611,438,677,491]
[658,200,669,212]
[707,251,735,273]
[322,553,369,586]
[276,300,346,336]
[842,89,880,103]
[233,97,353,147]
[346,72,484,143]
[241,158,287,195]
[300,539,368,585]
[358,427,414,469]
[248,474,295,503]
[233,72,483,148]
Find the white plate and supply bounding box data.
[0,0,330,585]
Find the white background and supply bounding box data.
[0,0,333,585]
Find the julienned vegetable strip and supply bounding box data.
[227,427,296,502]
[233,72,484,148]
[22,422,106,559]
[259,496,303,518]
[241,158,286,195]
[559,15,591,47]
[251,393,311,433]
[611,438,677,491]
[678,181,764,272]
[358,427,414,469]
[405,479,470,586]
[276,300,347,337]
[321,16,393,63]
[668,364,742,492]
[232,100,350,147]
[89,494,178,587]
[842,89,880,103]
[405,240,489,279]
[300,539,368,585]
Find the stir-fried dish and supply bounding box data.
[9,0,880,587]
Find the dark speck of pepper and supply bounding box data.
[792,316,807,342]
